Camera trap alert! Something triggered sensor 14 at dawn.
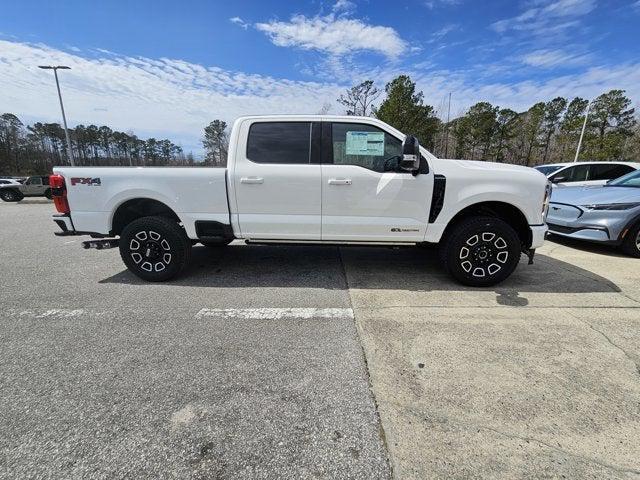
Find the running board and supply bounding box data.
[82,239,119,250]
[245,239,417,247]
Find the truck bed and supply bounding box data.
[53,167,230,239]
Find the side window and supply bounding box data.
[331,123,403,173]
[590,164,634,181]
[247,122,311,164]
[27,177,42,186]
[552,165,589,182]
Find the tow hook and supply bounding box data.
[526,248,536,265]
[82,239,119,250]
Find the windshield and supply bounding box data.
[606,169,640,188]
[534,165,563,175]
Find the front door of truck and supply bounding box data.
[232,121,322,240]
[321,122,433,242]
[22,176,43,196]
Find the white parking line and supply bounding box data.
[8,308,86,319]
[195,308,354,320]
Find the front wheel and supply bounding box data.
[119,216,192,282]
[0,189,23,202]
[620,222,640,258]
[440,216,521,287]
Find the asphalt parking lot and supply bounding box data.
[1,201,639,479]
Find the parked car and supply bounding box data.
[0,175,52,202]
[0,178,21,186]
[49,115,550,287]
[534,161,639,187]
[546,169,640,257]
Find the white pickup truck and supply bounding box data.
[51,115,550,287]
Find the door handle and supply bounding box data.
[328,178,352,185]
[240,177,264,184]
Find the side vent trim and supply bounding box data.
[429,175,446,223]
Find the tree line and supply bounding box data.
[0,114,193,176]
[338,76,639,165]
[4,76,638,176]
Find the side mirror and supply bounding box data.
[551,175,566,184]
[400,135,420,173]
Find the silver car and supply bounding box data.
[546,169,640,257]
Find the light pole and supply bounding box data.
[39,65,75,166]
[574,100,591,163]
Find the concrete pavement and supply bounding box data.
[2,200,639,479]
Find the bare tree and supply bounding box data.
[337,80,380,116]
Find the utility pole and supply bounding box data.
[443,92,452,158]
[39,65,75,166]
[574,100,591,163]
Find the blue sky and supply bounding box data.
[1,0,639,156]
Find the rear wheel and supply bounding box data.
[0,189,23,202]
[620,222,640,258]
[119,216,191,281]
[440,216,521,287]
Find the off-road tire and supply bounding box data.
[0,189,23,202]
[119,216,192,282]
[620,221,640,258]
[440,216,521,287]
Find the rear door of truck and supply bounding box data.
[231,120,322,240]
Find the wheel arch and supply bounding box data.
[441,201,531,249]
[110,198,182,236]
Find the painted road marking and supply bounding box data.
[8,308,86,319]
[195,308,354,320]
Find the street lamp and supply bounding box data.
[574,100,591,163]
[39,65,74,166]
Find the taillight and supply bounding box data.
[49,174,70,214]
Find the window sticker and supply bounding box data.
[346,131,385,156]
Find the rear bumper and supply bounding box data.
[53,214,75,235]
[52,214,105,237]
[530,224,548,249]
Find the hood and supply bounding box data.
[550,185,640,205]
[438,158,540,174]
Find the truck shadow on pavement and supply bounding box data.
[100,244,621,304]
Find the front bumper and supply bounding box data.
[545,202,632,245]
[530,224,548,249]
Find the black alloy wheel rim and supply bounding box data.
[128,230,172,273]
[459,231,509,278]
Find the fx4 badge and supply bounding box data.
[70,177,101,186]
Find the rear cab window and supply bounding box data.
[247,122,312,164]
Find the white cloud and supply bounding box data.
[521,48,592,68]
[423,0,461,9]
[255,14,407,59]
[0,40,343,155]
[332,0,356,13]
[1,39,638,157]
[428,24,459,43]
[491,0,597,34]
[229,16,249,30]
